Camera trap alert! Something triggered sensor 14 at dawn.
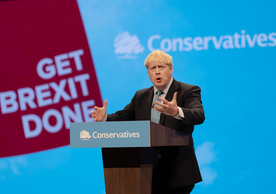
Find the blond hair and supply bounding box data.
[144,50,172,68]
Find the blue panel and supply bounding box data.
[70,121,150,148]
[76,0,276,193]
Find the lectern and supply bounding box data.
[70,121,189,194]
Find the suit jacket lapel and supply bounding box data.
[160,79,179,125]
[145,87,154,120]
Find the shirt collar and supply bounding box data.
[153,77,173,95]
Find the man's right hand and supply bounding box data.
[91,100,107,122]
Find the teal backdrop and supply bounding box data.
[1,0,276,193]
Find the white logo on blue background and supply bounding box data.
[80,130,91,140]
[114,31,144,58]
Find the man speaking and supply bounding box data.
[91,50,205,194]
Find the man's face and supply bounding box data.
[147,61,173,90]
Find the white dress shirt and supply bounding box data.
[152,77,185,120]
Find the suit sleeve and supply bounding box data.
[181,85,205,125]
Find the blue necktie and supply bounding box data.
[151,90,163,124]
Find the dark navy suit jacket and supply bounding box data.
[107,79,205,187]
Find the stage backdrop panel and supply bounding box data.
[78,1,276,194]
[0,0,105,193]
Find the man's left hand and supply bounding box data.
[154,92,179,116]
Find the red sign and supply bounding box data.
[0,0,102,158]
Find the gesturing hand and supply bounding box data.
[154,92,179,116]
[91,100,108,122]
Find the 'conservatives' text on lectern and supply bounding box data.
[70,121,189,194]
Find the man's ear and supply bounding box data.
[170,65,173,72]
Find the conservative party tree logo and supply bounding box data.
[80,130,91,140]
[114,31,145,58]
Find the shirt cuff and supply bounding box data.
[174,107,185,120]
[101,114,107,122]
